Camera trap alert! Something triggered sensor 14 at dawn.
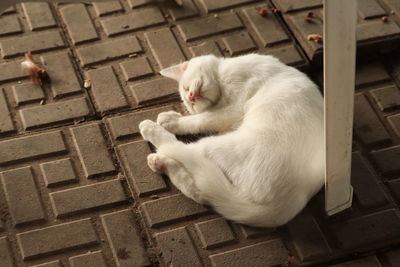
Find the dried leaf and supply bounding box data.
[307,34,323,44]
[21,51,48,86]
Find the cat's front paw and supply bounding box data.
[139,119,157,141]
[139,119,177,147]
[157,111,182,133]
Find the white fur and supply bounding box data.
[139,54,324,227]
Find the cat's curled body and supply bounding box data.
[139,54,324,227]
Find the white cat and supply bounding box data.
[139,54,324,227]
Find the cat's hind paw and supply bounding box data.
[157,111,182,133]
[147,153,165,174]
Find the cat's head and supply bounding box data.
[160,55,221,114]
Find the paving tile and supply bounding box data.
[1,6,16,15]
[286,209,331,261]
[177,13,243,42]
[32,260,61,267]
[284,10,323,60]
[101,209,150,267]
[371,145,400,175]
[167,0,199,21]
[387,179,400,203]
[242,6,290,47]
[358,0,387,19]
[0,88,15,134]
[0,237,14,267]
[209,239,289,267]
[107,105,174,140]
[357,20,400,42]
[198,0,257,12]
[86,66,128,112]
[50,179,126,217]
[283,8,400,60]
[69,251,107,267]
[329,256,383,267]
[1,166,45,225]
[353,93,391,145]
[100,7,165,36]
[120,57,154,81]
[356,61,391,88]
[145,28,186,69]
[370,85,400,111]
[93,1,123,16]
[189,41,222,57]
[0,31,65,58]
[130,78,178,105]
[264,45,305,66]
[60,4,99,45]
[195,218,236,249]
[329,209,400,250]
[17,218,98,259]
[21,2,57,30]
[12,83,45,105]
[239,225,274,239]
[70,123,116,178]
[392,55,400,84]
[141,193,209,227]
[0,15,22,36]
[40,158,77,187]
[41,51,82,98]
[0,60,27,83]
[19,97,91,130]
[388,113,400,137]
[155,227,202,267]
[382,247,400,267]
[118,140,167,195]
[351,152,389,209]
[0,130,66,165]
[272,0,322,13]
[381,0,400,19]
[77,36,142,66]
[222,32,256,56]
[126,0,148,9]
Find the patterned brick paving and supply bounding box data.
[0,0,400,266]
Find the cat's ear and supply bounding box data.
[160,61,188,82]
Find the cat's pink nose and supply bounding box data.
[189,92,196,102]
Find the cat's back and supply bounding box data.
[220,54,282,71]
[218,54,297,87]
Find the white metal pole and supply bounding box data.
[324,0,357,215]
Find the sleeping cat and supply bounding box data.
[139,54,324,227]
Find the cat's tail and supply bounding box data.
[158,143,290,227]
